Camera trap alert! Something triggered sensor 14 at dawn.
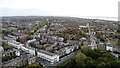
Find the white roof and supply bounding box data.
[0,46,4,51]
[27,39,36,43]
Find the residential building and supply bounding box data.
[56,46,74,57]
[3,53,36,67]
[37,50,59,63]
[67,40,80,45]
[2,48,20,57]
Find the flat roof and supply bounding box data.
[37,50,55,56]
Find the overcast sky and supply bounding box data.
[0,0,119,17]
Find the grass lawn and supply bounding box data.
[28,62,41,66]
[2,55,17,62]
[61,27,66,29]
[48,31,54,33]
[3,46,12,51]
[44,44,51,47]
[22,62,42,68]
[59,59,71,67]
[110,40,118,45]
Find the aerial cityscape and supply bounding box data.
[0,16,119,68]
[0,0,120,68]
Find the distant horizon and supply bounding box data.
[1,15,118,17]
[1,15,118,21]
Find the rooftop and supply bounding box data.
[37,50,56,56]
[0,46,4,51]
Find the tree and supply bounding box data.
[2,55,17,62]
[86,60,96,67]
[2,29,12,36]
[81,46,102,60]
[81,46,92,56]
[97,62,107,68]
[73,53,87,67]
[73,46,79,51]
[63,38,67,42]
[84,57,93,63]
[2,42,12,51]
[3,46,12,51]
[26,36,31,40]
[97,57,108,63]
[88,49,101,60]
[106,60,120,68]
[102,52,116,61]
[26,31,34,35]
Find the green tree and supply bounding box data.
[26,31,34,35]
[106,60,120,68]
[3,46,12,51]
[2,29,12,36]
[73,53,87,67]
[86,60,96,67]
[26,36,31,40]
[81,46,92,55]
[73,46,79,51]
[102,52,116,61]
[84,57,93,63]
[97,57,108,63]
[81,46,94,59]
[97,62,107,68]
[88,50,101,60]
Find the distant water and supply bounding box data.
[79,16,118,21]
